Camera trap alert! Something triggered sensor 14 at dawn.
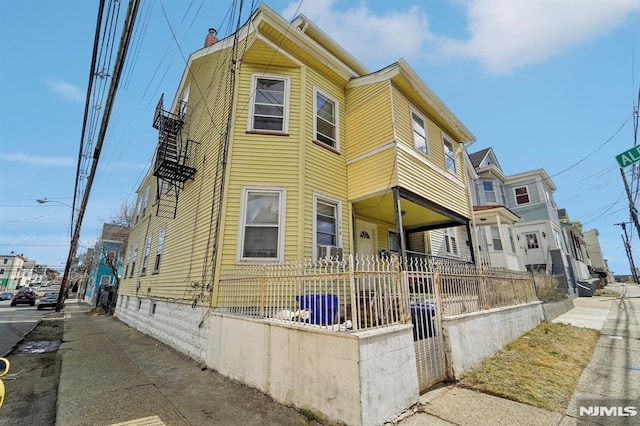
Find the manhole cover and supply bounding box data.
[16,340,61,354]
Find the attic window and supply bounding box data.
[249,75,290,133]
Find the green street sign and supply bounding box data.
[616,146,640,168]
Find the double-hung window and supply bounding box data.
[238,187,285,262]
[154,226,165,273]
[443,136,456,173]
[314,195,341,259]
[444,228,458,256]
[314,88,338,150]
[491,226,503,251]
[141,235,151,275]
[514,186,530,205]
[411,110,428,155]
[249,75,289,132]
[483,181,496,203]
[130,244,138,278]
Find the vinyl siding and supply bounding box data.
[397,149,470,218]
[345,82,394,159]
[347,148,397,201]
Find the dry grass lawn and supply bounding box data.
[458,322,599,412]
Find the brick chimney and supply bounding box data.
[204,28,218,47]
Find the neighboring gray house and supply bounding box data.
[584,228,614,283]
[558,209,592,284]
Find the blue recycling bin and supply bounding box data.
[295,294,338,325]
[410,302,437,341]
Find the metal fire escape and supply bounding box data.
[152,94,199,218]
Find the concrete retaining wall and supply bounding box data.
[116,296,419,426]
[443,302,544,379]
[114,295,210,362]
[542,297,575,321]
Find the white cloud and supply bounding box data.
[0,152,75,167]
[47,79,84,102]
[282,0,640,75]
[442,0,640,75]
[282,0,435,69]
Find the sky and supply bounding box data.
[1,0,639,275]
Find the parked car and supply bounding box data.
[10,289,36,306]
[0,292,13,301]
[36,292,60,310]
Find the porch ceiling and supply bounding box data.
[353,192,450,228]
[473,205,519,225]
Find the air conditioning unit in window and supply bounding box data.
[317,245,343,260]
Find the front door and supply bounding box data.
[356,221,377,256]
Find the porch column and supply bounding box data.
[465,221,476,264]
[393,187,406,258]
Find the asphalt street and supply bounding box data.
[0,300,52,356]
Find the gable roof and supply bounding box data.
[469,148,491,168]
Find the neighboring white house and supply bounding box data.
[0,254,26,290]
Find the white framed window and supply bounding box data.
[444,228,459,256]
[248,75,290,133]
[154,226,166,273]
[491,226,503,251]
[130,243,139,278]
[508,228,516,252]
[100,275,112,286]
[313,88,339,150]
[411,109,428,155]
[155,178,163,202]
[388,231,399,253]
[179,84,190,119]
[141,235,152,275]
[514,186,530,205]
[443,136,456,173]
[313,194,342,259]
[483,181,496,203]
[124,249,131,278]
[142,186,150,216]
[237,186,286,262]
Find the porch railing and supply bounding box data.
[216,254,540,332]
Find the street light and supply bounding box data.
[36,197,80,312]
[36,198,77,211]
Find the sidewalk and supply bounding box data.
[57,284,640,426]
[394,283,640,426]
[56,301,314,426]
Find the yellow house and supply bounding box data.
[116,4,475,425]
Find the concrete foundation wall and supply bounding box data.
[116,297,419,426]
[114,296,210,362]
[205,314,419,426]
[542,297,575,321]
[444,302,544,379]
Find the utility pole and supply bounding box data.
[619,168,640,240]
[55,0,141,311]
[614,222,639,284]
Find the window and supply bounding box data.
[444,228,458,256]
[525,233,539,249]
[142,186,150,216]
[135,198,141,223]
[124,249,131,278]
[314,195,341,259]
[0,269,4,275]
[388,231,399,253]
[249,75,289,132]
[141,235,152,275]
[238,187,285,261]
[155,178,163,202]
[314,88,338,150]
[130,243,139,278]
[100,275,111,286]
[3,259,7,264]
[508,228,516,252]
[411,110,428,155]
[483,181,496,203]
[514,186,530,205]
[491,226,503,251]
[179,84,190,119]
[154,226,166,273]
[443,136,456,173]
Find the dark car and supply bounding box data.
[36,292,60,310]
[10,290,36,306]
[0,292,13,301]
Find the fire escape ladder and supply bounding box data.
[151,95,199,218]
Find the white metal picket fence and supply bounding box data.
[217,254,540,390]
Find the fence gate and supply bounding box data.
[406,261,447,391]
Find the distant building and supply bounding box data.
[0,254,26,290]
